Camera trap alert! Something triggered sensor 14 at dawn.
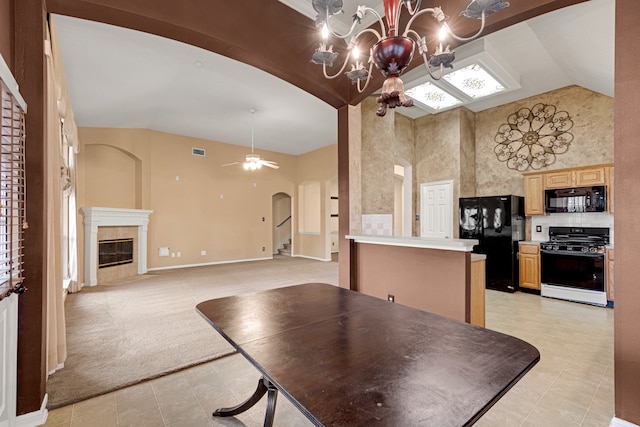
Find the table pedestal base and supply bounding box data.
[213,376,279,427]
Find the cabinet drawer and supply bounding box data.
[519,244,540,255]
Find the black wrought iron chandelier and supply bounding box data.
[311,0,510,116]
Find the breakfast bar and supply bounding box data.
[346,235,484,326]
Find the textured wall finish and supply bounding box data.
[356,85,613,239]
[348,104,363,234]
[361,97,395,214]
[475,86,613,197]
[459,108,476,198]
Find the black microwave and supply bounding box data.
[544,186,607,213]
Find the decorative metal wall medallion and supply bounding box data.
[494,103,574,171]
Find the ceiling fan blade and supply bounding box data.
[261,161,280,169]
[221,161,240,167]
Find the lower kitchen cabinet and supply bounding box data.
[519,243,541,291]
[606,249,614,301]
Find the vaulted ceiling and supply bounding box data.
[48,0,612,155]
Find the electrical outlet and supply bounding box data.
[536,225,542,232]
[177,251,181,257]
[387,294,395,303]
[201,250,206,256]
[262,246,265,251]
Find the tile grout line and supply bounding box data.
[149,379,169,427]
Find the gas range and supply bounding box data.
[540,227,609,254]
[540,226,610,306]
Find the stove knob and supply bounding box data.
[582,247,589,253]
[590,247,597,253]
[553,245,559,251]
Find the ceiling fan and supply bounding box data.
[222,109,280,170]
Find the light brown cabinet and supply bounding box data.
[523,163,613,216]
[606,166,614,213]
[519,243,540,291]
[544,170,574,189]
[524,174,545,216]
[575,166,607,186]
[606,249,614,301]
[544,166,607,189]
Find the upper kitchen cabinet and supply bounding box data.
[524,174,545,216]
[523,164,613,216]
[544,166,607,189]
[544,170,574,189]
[606,166,614,213]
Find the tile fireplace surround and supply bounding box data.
[81,207,153,286]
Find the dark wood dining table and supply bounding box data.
[196,283,539,426]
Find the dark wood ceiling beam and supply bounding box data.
[46,0,588,109]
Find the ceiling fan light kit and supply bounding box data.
[311,0,510,116]
[222,109,280,171]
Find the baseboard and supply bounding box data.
[611,417,640,427]
[147,256,273,272]
[15,394,48,427]
[293,254,332,262]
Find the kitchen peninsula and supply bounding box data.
[346,235,485,327]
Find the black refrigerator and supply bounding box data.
[459,195,525,293]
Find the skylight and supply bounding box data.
[405,82,463,110]
[443,63,505,98]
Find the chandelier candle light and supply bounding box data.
[311,0,510,116]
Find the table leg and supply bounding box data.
[213,376,279,425]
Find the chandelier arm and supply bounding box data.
[403,8,438,38]
[354,27,383,42]
[445,10,487,42]
[420,53,445,80]
[325,6,386,39]
[354,61,375,93]
[405,29,423,43]
[322,52,353,79]
[404,0,422,16]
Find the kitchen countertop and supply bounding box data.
[346,234,478,252]
[519,241,542,245]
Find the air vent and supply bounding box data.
[192,147,205,157]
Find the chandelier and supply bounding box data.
[311,0,510,116]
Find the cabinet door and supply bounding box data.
[575,166,606,186]
[606,249,614,301]
[544,170,574,188]
[606,166,614,213]
[524,174,545,216]
[519,245,540,290]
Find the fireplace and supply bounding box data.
[98,238,134,268]
[81,207,153,286]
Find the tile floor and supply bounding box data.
[42,289,614,427]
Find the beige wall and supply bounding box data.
[295,144,338,260]
[77,127,336,275]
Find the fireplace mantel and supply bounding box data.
[81,207,153,286]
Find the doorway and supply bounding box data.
[420,180,453,239]
[272,192,292,256]
[394,157,412,236]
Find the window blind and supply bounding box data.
[0,79,26,301]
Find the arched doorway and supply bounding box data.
[272,192,292,256]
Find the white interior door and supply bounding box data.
[420,180,453,239]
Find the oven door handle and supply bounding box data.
[540,249,604,258]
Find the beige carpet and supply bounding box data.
[46,255,339,409]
